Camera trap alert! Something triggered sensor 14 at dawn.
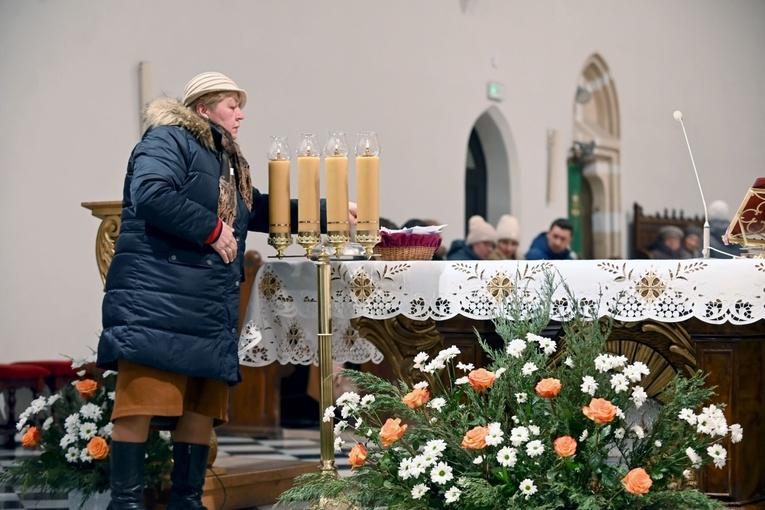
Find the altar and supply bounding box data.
[240,258,765,508]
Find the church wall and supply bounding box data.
[1,0,763,361]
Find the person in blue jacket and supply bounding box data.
[96,72,345,509]
[447,215,498,260]
[525,218,575,260]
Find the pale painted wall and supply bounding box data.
[1,0,763,362]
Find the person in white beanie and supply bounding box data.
[447,215,498,260]
[493,214,522,260]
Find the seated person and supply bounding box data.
[681,226,702,258]
[648,225,685,259]
[447,215,498,260]
[525,218,575,260]
[494,214,522,260]
[708,200,743,258]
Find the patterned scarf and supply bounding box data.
[212,122,253,226]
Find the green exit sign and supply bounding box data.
[487,81,504,101]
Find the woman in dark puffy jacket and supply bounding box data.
[97,72,307,509]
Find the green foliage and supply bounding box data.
[0,354,172,507]
[278,270,734,509]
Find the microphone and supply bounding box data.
[673,110,710,258]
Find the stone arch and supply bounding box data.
[471,105,518,226]
[573,54,623,258]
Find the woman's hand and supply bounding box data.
[211,221,238,263]
[348,201,358,226]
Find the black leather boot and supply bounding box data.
[167,442,210,509]
[106,441,147,509]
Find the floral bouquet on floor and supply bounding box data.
[278,272,742,509]
[0,352,172,508]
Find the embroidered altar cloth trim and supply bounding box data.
[239,259,765,366]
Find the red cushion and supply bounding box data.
[13,360,78,376]
[0,363,50,379]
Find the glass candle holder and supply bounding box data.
[354,132,380,256]
[267,136,292,258]
[323,132,350,252]
[296,133,321,256]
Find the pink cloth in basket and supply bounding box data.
[376,232,442,249]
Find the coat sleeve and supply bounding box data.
[247,193,328,234]
[129,126,220,245]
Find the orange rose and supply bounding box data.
[553,436,577,457]
[379,418,408,447]
[76,379,99,399]
[461,425,489,450]
[348,443,367,470]
[468,368,497,392]
[623,467,653,495]
[21,426,41,448]
[87,436,110,460]
[582,397,617,424]
[535,378,562,398]
[402,388,430,409]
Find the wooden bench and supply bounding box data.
[630,202,703,259]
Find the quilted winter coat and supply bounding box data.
[97,97,277,384]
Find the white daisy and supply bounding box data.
[413,352,429,370]
[428,398,447,412]
[730,423,743,443]
[456,362,474,372]
[65,447,80,463]
[519,478,537,498]
[424,439,447,456]
[444,486,461,504]
[515,392,527,403]
[322,406,336,423]
[526,440,544,457]
[430,461,454,485]
[521,363,537,376]
[506,339,527,358]
[707,444,727,469]
[610,373,629,393]
[631,386,648,408]
[496,446,518,467]
[686,447,702,468]
[411,483,428,500]
[580,376,598,396]
[510,426,529,446]
[677,408,696,425]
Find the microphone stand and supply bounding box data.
[675,112,711,258]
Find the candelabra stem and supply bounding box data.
[316,249,338,476]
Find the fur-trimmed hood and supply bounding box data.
[143,96,215,150]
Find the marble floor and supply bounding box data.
[0,429,345,509]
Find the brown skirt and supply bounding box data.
[112,360,229,427]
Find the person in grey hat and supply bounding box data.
[681,226,703,258]
[95,71,341,509]
[649,225,685,259]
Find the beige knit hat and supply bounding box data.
[182,71,247,108]
[496,214,520,241]
[466,215,498,246]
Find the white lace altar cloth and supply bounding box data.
[239,259,765,366]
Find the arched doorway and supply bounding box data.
[571,54,622,259]
[465,106,515,234]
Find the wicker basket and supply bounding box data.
[374,245,436,261]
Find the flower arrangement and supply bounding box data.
[0,352,172,506]
[279,273,742,509]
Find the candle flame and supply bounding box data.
[306,148,312,156]
[276,150,282,160]
[333,145,339,156]
[364,147,371,156]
